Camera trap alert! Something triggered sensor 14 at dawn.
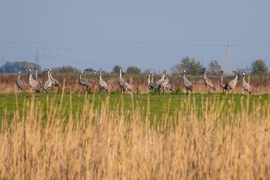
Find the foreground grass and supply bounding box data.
[0,92,268,123]
[0,92,270,179]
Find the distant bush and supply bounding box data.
[51,66,81,74]
[126,66,141,74]
[0,61,41,73]
[111,65,122,74]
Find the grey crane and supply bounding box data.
[118,68,134,93]
[203,67,216,93]
[228,68,239,93]
[43,69,53,92]
[34,68,42,87]
[79,73,89,88]
[160,71,173,92]
[27,69,42,92]
[49,69,60,87]
[98,70,108,92]
[220,70,229,93]
[147,73,155,91]
[242,72,252,94]
[161,81,173,92]
[153,69,166,91]
[16,71,24,91]
[182,70,193,93]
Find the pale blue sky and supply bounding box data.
[1,1,270,74]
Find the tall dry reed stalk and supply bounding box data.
[0,92,270,179]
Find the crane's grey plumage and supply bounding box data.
[203,67,216,93]
[182,70,193,93]
[34,68,42,87]
[79,73,89,88]
[16,71,24,91]
[228,68,239,93]
[153,69,166,91]
[28,69,42,92]
[49,69,60,87]
[220,70,229,93]
[118,68,134,93]
[161,81,173,92]
[98,70,108,91]
[160,71,173,92]
[242,72,252,94]
[147,73,155,91]
[43,69,52,92]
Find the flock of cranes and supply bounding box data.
[15,67,253,94]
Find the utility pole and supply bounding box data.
[227,40,231,76]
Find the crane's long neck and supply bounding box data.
[165,73,169,80]
[161,74,165,80]
[99,72,102,79]
[35,69,38,78]
[183,73,186,79]
[119,71,122,78]
[221,73,224,81]
[147,75,151,84]
[29,72,33,81]
[234,74,238,81]
[18,73,21,79]
[203,70,207,79]
[79,74,82,80]
[48,71,51,80]
[151,74,154,83]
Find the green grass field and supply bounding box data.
[1,92,268,128]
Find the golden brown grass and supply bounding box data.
[0,93,270,179]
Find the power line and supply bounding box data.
[0,44,226,50]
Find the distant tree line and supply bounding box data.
[0,58,269,76]
[171,57,269,76]
[0,61,81,74]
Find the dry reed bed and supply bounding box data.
[0,94,270,179]
[1,73,270,94]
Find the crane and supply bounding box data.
[98,70,108,92]
[203,67,216,93]
[220,70,229,93]
[147,73,155,91]
[79,73,89,88]
[153,69,166,92]
[34,68,42,87]
[43,69,52,92]
[160,71,173,92]
[118,68,134,93]
[242,72,253,94]
[16,71,24,91]
[182,70,193,94]
[228,68,239,93]
[27,69,42,92]
[49,69,60,87]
